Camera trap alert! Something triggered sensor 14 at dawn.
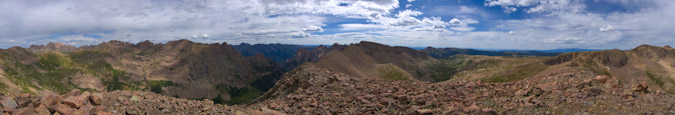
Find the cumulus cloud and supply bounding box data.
[302,25,324,32]
[0,0,396,47]
[599,25,615,32]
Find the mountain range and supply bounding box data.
[1,40,674,114]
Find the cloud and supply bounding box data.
[340,24,388,31]
[0,0,396,47]
[599,25,615,32]
[302,25,324,32]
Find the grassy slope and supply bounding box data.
[0,51,141,94]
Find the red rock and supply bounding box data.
[1,97,18,108]
[536,82,557,92]
[514,89,529,96]
[604,78,620,89]
[35,105,51,115]
[94,111,113,115]
[63,89,81,98]
[72,109,89,115]
[79,104,95,113]
[3,107,16,114]
[416,109,433,115]
[634,81,649,93]
[463,104,481,113]
[249,110,265,115]
[55,104,73,115]
[63,95,87,108]
[593,75,610,83]
[89,93,104,105]
[19,93,31,98]
[15,107,36,115]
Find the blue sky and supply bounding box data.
[1,0,674,50]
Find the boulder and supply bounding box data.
[463,104,481,113]
[14,96,32,108]
[593,75,610,83]
[35,105,51,115]
[0,97,17,109]
[415,109,433,115]
[55,104,73,115]
[63,95,87,108]
[634,81,649,93]
[514,89,529,96]
[536,82,557,92]
[588,87,603,96]
[72,109,89,115]
[63,89,81,98]
[90,93,104,105]
[40,95,63,107]
[14,107,36,115]
[94,111,113,115]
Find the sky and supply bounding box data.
[0,0,674,50]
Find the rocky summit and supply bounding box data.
[1,40,675,114]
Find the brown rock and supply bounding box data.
[55,104,73,115]
[15,96,32,108]
[40,95,62,108]
[89,93,103,105]
[622,89,635,98]
[416,109,433,115]
[94,111,113,115]
[514,89,529,96]
[536,82,557,92]
[15,107,36,115]
[72,109,89,115]
[3,107,16,114]
[482,108,497,115]
[634,81,649,93]
[19,93,31,98]
[35,105,51,115]
[604,78,620,89]
[63,89,81,98]
[93,106,106,113]
[588,87,603,96]
[593,75,610,83]
[79,104,95,113]
[62,95,86,108]
[463,104,481,113]
[1,97,18,108]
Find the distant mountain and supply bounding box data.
[0,40,284,104]
[233,43,317,62]
[422,47,559,58]
[279,44,347,71]
[305,41,439,82]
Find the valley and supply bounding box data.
[1,40,674,114]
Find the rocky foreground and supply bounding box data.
[248,67,675,114]
[2,67,675,115]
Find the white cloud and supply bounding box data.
[599,25,615,32]
[302,25,324,32]
[340,24,388,31]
